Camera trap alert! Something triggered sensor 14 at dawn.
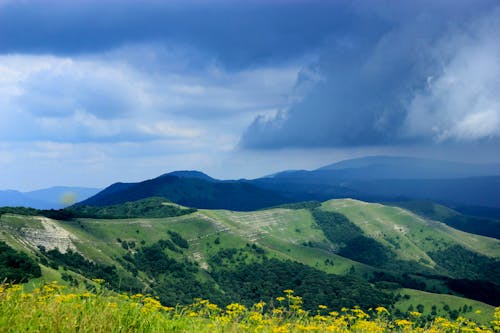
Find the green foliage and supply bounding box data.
[80,176,288,211]
[167,230,189,249]
[1,197,195,221]
[427,245,500,305]
[39,247,137,291]
[370,271,429,291]
[131,242,181,278]
[124,240,222,305]
[447,279,500,305]
[210,254,394,310]
[444,214,500,239]
[0,241,41,282]
[311,209,362,243]
[270,201,322,210]
[311,209,392,267]
[2,282,496,333]
[0,207,40,216]
[68,197,196,219]
[157,239,181,253]
[338,236,390,267]
[2,197,499,316]
[389,201,500,239]
[429,245,500,282]
[0,207,74,220]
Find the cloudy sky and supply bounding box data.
[1,0,499,190]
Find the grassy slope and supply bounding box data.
[3,283,497,333]
[388,200,500,239]
[395,288,494,323]
[201,208,370,275]
[1,199,498,323]
[320,199,500,263]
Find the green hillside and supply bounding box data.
[321,199,499,260]
[395,288,494,324]
[388,200,500,239]
[1,198,498,323]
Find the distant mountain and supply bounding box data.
[0,190,49,208]
[266,156,500,181]
[164,170,217,182]
[0,187,101,209]
[78,174,287,211]
[337,177,500,207]
[316,156,500,179]
[252,156,500,211]
[76,155,500,229]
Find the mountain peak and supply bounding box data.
[163,170,217,182]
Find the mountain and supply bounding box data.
[339,177,500,207]
[1,198,498,321]
[165,170,218,182]
[78,174,288,211]
[0,186,101,209]
[316,156,500,179]
[252,156,500,212]
[0,190,50,208]
[76,156,500,238]
[262,156,500,186]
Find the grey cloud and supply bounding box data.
[0,46,297,144]
[0,0,364,69]
[240,2,500,149]
[403,7,500,142]
[16,62,143,119]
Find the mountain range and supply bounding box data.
[78,155,500,215]
[3,156,499,237]
[0,187,101,209]
[1,156,499,322]
[253,156,500,210]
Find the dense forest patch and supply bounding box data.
[68,197,196,219]
[0,241,41,282]
[209,249,394,311]
[311,209,392,267]
[1,197,196,221]
[429,245,500,282]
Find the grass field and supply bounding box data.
[1,198,499,328]
[321,199,500,261]
[395,288,494,324]
[1,282,498,333]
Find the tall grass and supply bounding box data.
[0,282,498,332]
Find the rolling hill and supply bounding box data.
[78,157,500,213]
[78,173,288,210]
[1,198,498,323]
[77,156,500,238]
[388,200,500,239]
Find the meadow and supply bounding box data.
[0,281,498,333]
[1,198,499,332]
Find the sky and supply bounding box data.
[1,0,499,191]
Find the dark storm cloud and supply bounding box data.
[240,1,500,149]
[0,0,382,69]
